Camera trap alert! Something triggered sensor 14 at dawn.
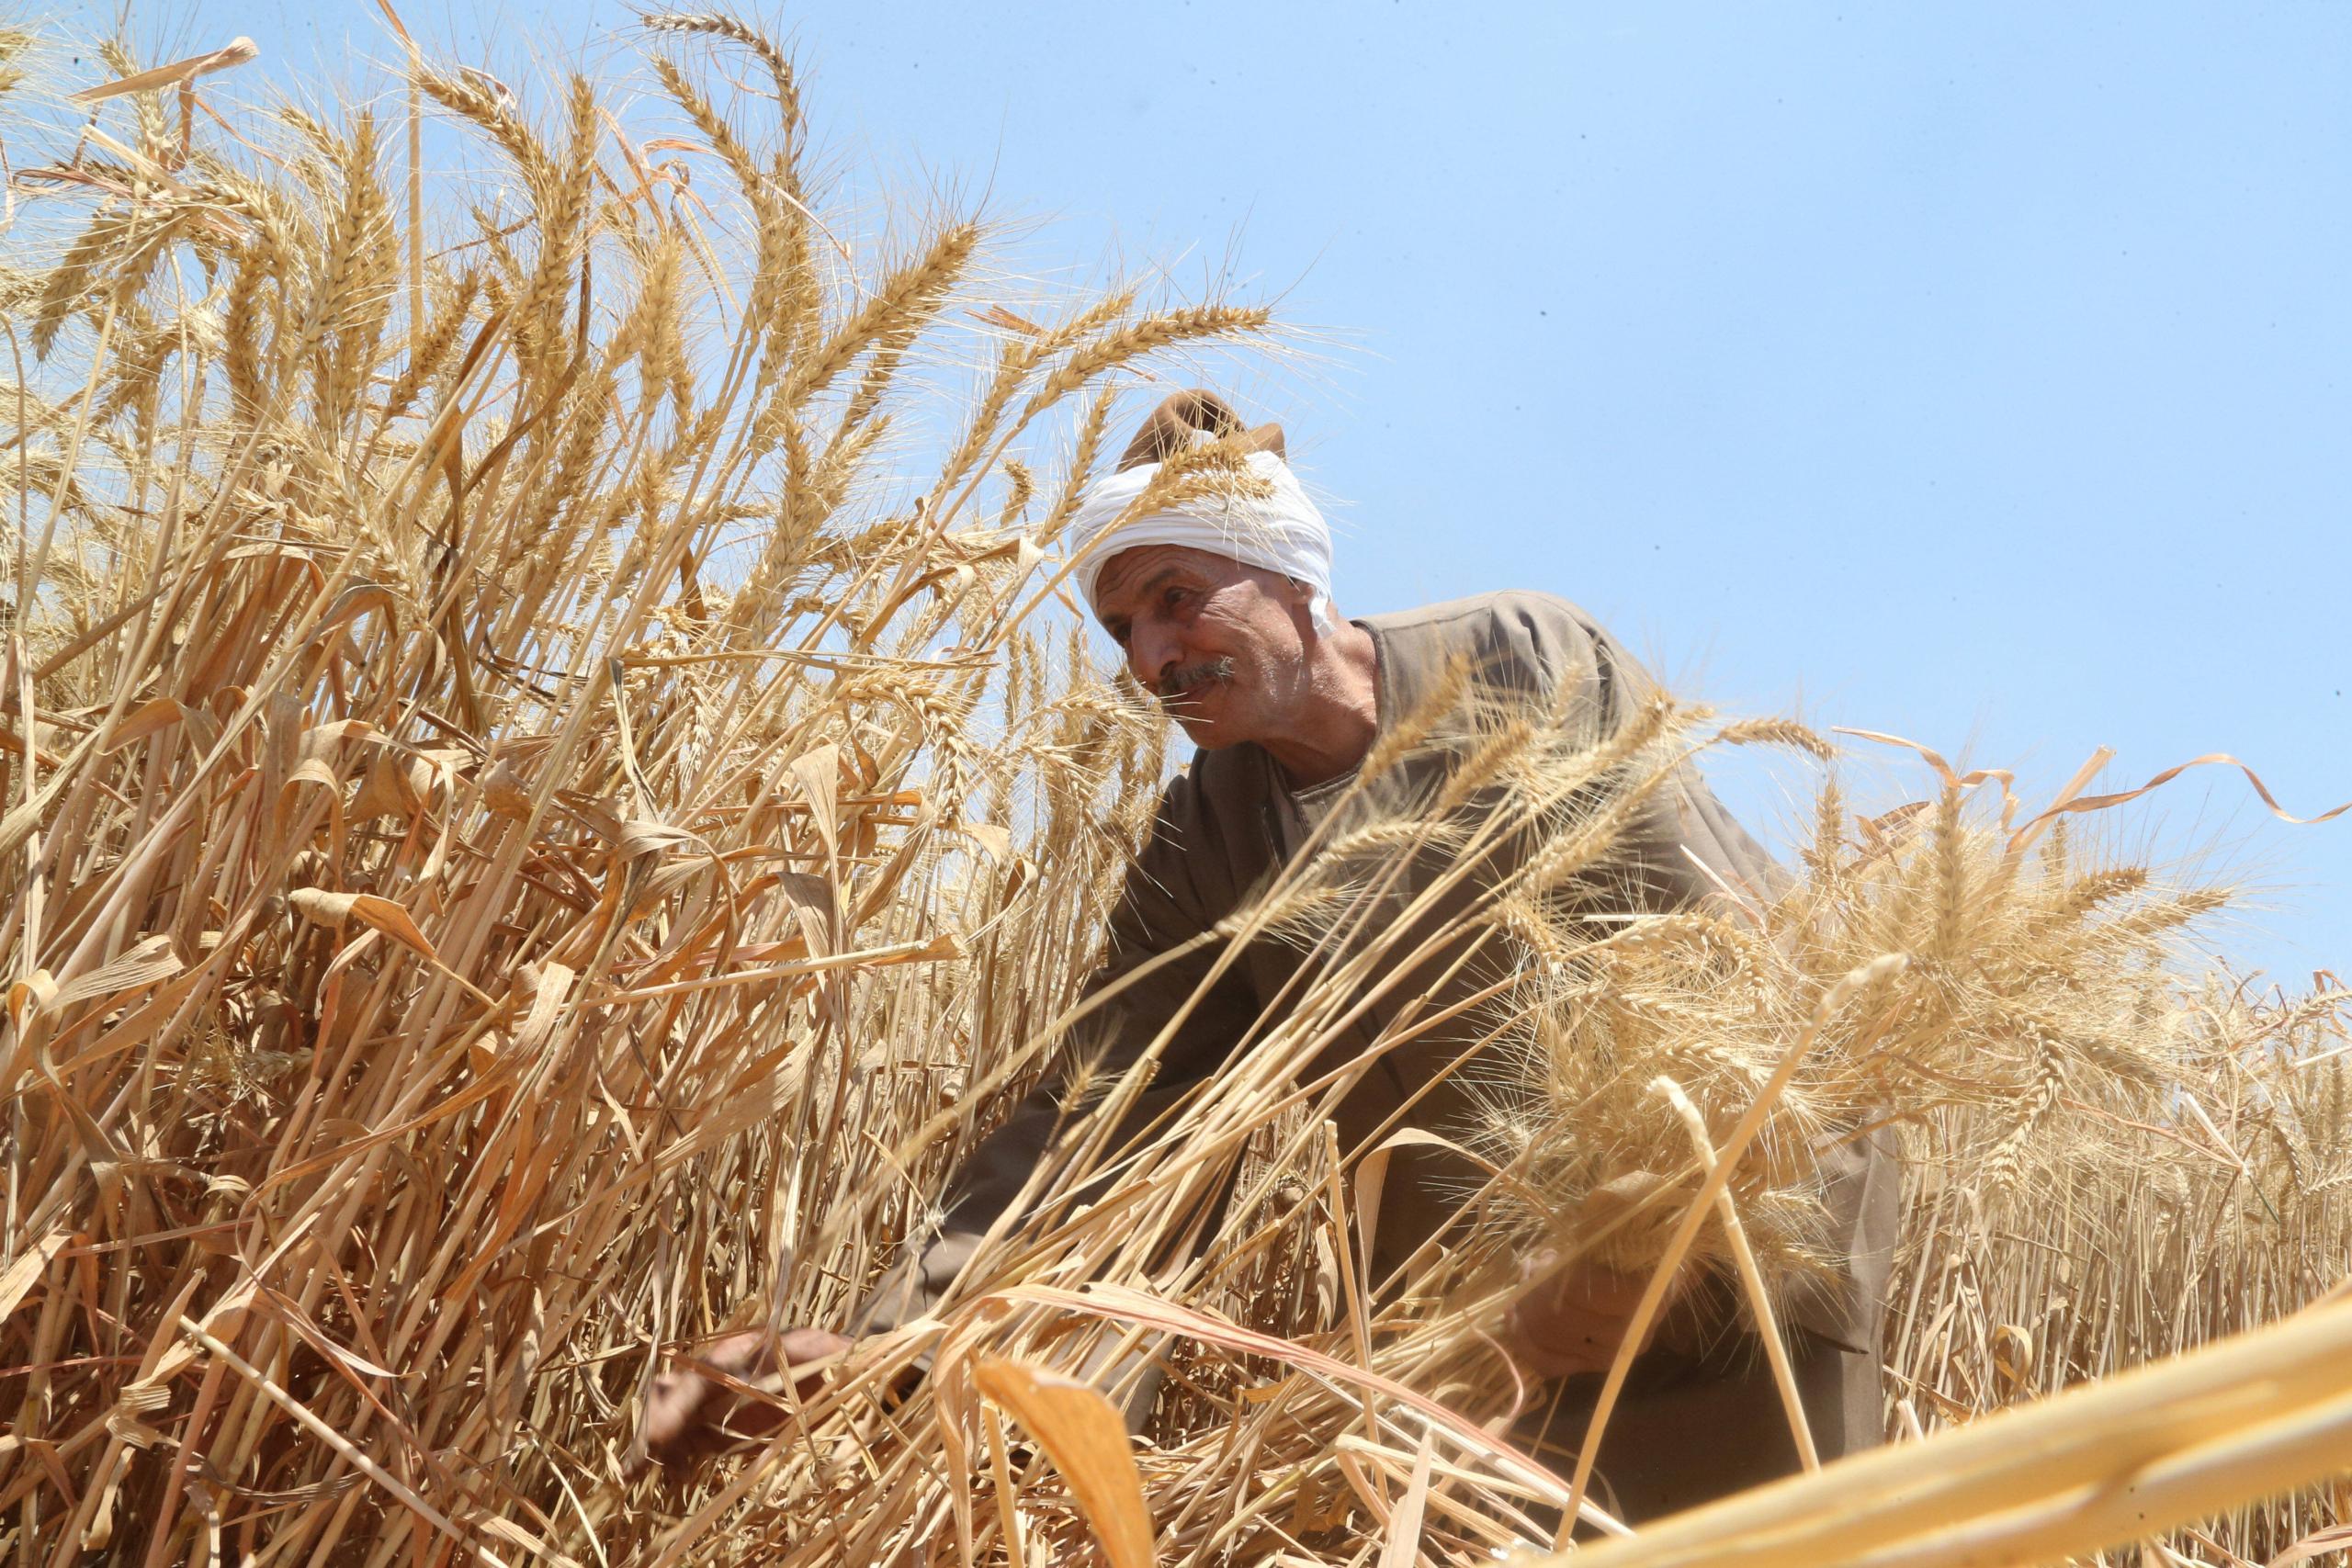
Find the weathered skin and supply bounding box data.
[631,1326,852,1475]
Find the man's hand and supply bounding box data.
[1499,1255,1679,1381]
[631,1326,854,1476]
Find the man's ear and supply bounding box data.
[1281,576,1321,626]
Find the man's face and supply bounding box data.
[1091,544,1313,750]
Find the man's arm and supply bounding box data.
[639,767,1264,1470]
[853,766,1262,1336]
[635,751,1279,1466]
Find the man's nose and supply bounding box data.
[1130,622,1182,691]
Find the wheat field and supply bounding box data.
[1,17,2348,1566]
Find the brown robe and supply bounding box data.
[859,589,1899,1523]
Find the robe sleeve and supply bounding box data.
[853,764,1261,1336]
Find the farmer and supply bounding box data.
[639,391,1899,1521]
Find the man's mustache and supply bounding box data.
[1156,657,1236,709]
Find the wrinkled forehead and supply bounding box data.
[1090,541,1250,611]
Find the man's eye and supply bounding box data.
[1162,587,1187,611]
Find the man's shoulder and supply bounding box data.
[1362,589,1602,642]
[1361,591,1615,692]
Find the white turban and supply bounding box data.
[1067,450,1339,634]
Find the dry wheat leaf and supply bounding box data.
[2268,1519,2352,1567]
[71,37,258,102]
[100,698,192,753]
[1376,1437,1437,1568]
[286,889,436,959]
[44,934,182,1012]
[349,750,426,819]
[0,1232,75,1322]
[790,743,842,857]
[974,1357,1157,1568]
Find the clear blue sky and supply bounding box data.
[100,2,2352,985]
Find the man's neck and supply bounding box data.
[1261,620,1381,789]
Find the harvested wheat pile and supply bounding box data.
[1,17,2346,1567]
